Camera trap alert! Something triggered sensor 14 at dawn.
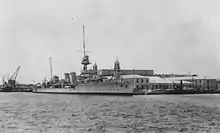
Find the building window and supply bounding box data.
[141,79,144,83]
[136,79,139,83]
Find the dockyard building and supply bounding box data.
[164,76,219,92]
[148,76,192,91]
[98,69,154,76]
[118,75,192,93]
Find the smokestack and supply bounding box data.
[49,56,53,82]
[64,73,70,83]
[70,72,77,83]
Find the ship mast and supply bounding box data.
[49,56,53,81]
[83,25,86,57]
[81,24,91,72]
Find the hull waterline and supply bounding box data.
[33,82,134,96]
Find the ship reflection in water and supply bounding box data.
[75,94,132,108]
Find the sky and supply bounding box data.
[0,0,220,84]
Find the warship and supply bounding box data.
[33,25,135,95]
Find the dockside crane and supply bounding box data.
[9,65,20,80]
[3,65,20,89]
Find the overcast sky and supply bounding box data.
[0,0,220,83]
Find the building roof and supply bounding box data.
[100,69,154,71]
[145,76,191,84]
[105,75,192,84]
[105,75,148,79]
[120,74,148,79]
[164,76,218,81]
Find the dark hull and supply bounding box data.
[0,87,32,92]
[0,87,12,92]
[145,90,220,95]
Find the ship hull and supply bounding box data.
[33,82,134,96]
[0,87,32,92]
[0,87,12,92]
[32,91,133,96]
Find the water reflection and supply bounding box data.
[75,95,133,109]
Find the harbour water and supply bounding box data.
[0,93,219,133]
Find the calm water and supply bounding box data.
[0,93,219,133]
